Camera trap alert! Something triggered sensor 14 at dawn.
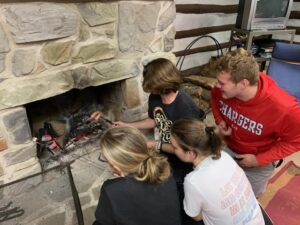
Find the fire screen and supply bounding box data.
[0,164,84,225]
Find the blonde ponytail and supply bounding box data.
[136,153,170,183]
[100,126,171,183]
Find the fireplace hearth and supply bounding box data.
[0,1,176,224]
[25,83,122,170]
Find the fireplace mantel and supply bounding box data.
[0,0,176,110]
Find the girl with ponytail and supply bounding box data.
[171,118,264,225]
[93,126,181,225]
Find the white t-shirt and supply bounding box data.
[184,151,265,225]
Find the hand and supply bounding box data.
[218,120,232,136]
[147,140,157,151]
[90,111,102,121]
[235,154,259,168]
[112,121,128,127]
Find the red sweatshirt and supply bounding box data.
[211,72,300,166]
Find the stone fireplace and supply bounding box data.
[0,1,176,224]
[0,0,176,186]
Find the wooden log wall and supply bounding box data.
[278,0,300,42]
[174,0,300,75]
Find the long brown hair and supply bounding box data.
[142,58,182,94]
[100,126,171,183]
[171,118,222,159]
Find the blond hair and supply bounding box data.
[143,58,182,94]
[100,126,171,183]
[171,118,222,159]
[214,48,259,85]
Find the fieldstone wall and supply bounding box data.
[0,0,176,184]
[0,1,175,224]
[0,107,41,185]
[0,1,176,110]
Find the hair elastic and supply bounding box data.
[143,156,152,164]
[205,126,214,136]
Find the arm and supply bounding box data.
[113,118,156,130]
[256,107,300,166]
[192,213,203,222]
[91,109,156,130]
[147,141,176,154]
[211,88,223,125]
[183,179,203,222]
[161,143,175,154]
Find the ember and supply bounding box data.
[36,110,112,169]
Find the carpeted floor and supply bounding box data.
[258,161,300,225]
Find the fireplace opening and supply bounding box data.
[25,82,123,169]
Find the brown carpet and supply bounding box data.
[259,161,300,225]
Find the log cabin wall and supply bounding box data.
[174,0,300,75]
